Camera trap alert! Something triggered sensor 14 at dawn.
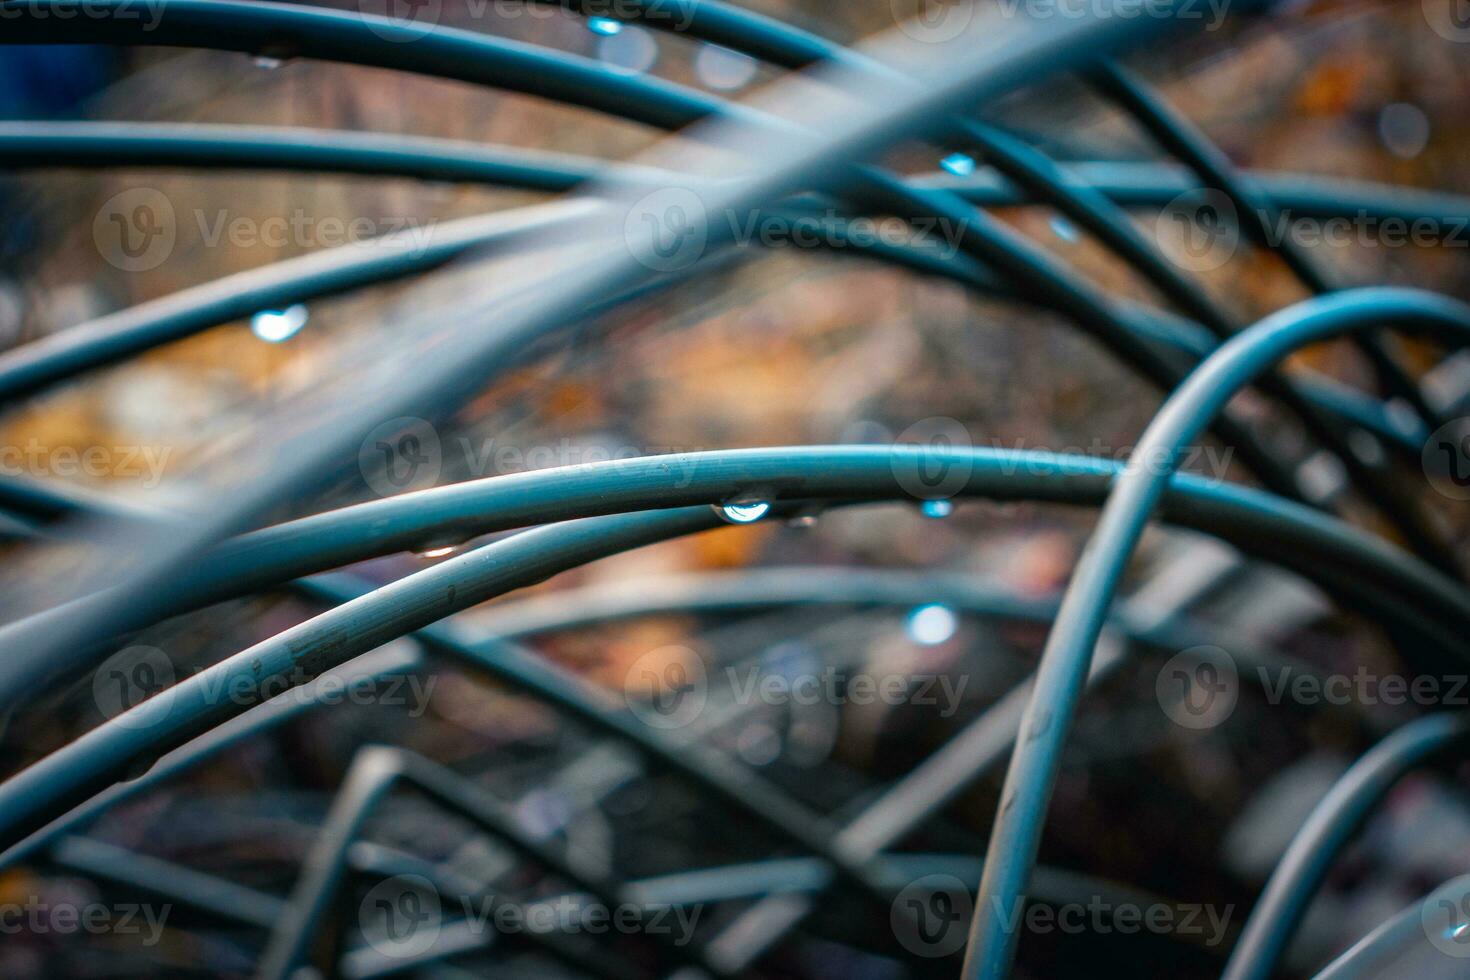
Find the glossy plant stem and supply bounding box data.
[967,287,1470,979]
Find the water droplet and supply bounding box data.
[940,153,976,177]
[418,546,456,559]
[695,43,758,91]
[717,500,771,524]
[515,789,572,838]
[1348,428,1385,468]
[250,304,308,343]
[597,24,657,73]
[840,419,892,444]
[1378,103,1429,159]
[1050,216,1079,242]
[253,55,283,70]
[906,603,958,645]
[587,16,622,35]
[920,499,954,519]
[736,722,782,766]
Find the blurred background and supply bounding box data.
[0,0,1469,977]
